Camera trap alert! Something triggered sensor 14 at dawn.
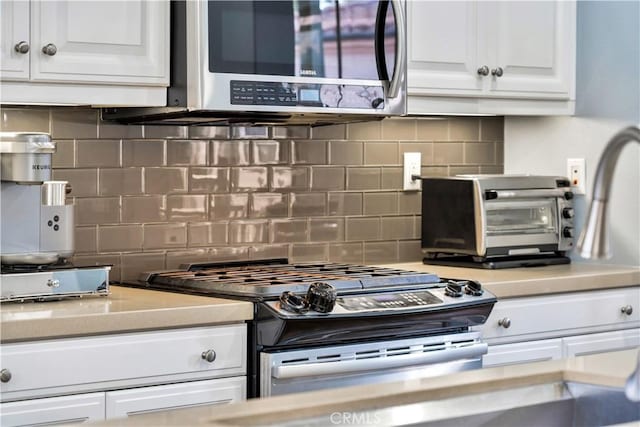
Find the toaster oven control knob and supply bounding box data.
[563,227,574,238]
[445,281,463,298]
[464,280,484,296]
[564,191,574,200]
[307,282,337,313]
[201,350,216,363]
[562,207,575,219]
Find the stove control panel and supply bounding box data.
[337,291,443,311]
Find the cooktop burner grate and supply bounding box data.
[141,261,441,299]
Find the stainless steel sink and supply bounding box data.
[260,382,640,427]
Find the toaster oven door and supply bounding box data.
[484,198,560,254]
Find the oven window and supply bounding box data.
[208,0,396,79]
[485,199,558,236]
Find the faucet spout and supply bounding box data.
[576,125,640,259]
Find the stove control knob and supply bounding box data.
[201,349,216,363]
[563,227,574,238]
[306,282,337,313]
[464,280,484,296]
[279,291,308,314]
[445,281,463,298]
[562,207,575,219]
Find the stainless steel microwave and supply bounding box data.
[421,175,576,260]
[103,0,406,126]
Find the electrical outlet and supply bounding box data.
[403,152,422,191]
[567,158,586,195]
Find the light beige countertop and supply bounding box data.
[0,285,253,343]
[91,348,640,426]
[380,262,640,298]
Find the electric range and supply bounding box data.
[127,259,496,397]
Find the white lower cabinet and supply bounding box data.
[483,338,563,368]
[481,287,640,368]
[105,377,246,419]
[0,324,247,426]
[0,393,105,427]
[562,329,640,358]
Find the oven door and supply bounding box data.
[189,0,406,116]
[260,331,486,397]
[484,196,560,255]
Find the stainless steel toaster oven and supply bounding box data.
[421,175,575,261]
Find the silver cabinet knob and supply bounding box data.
[498,317,511,328]
[201,349,216,363]
[621,305,633,315]
[42,43,57,56]
[477,65,490,76]
[14,41,30,54]
[46,279,60,288]
[0,369,12,383]
[491,67,504,77]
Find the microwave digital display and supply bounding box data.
[299,89,320,103]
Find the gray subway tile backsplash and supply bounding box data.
[77,139,120,168]
[1,106,503,278]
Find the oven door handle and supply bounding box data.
[487,189,568,200]
[271,343,487,380]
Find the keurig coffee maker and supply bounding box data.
[0,132,109,302]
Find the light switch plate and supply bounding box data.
[403,152,421,191]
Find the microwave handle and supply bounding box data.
[271,343,487,380]
[375,0,406,99]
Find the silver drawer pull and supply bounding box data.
[0,369,12,383]
[42,43,57,56]
[621,305,633,316]
[47,279,60,288]
[201,349,216,363]
[498,317,511,328]
[14,41,29,54]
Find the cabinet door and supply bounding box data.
[407,1,484,95]
[483,339,563,368]
[483,0,575,99]
[0,393,104,427]
[563,329,640,358]
[0,0,30,81]
[30,0,169,85]
[105,377,246,419]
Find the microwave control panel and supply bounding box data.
[230,80,384,110]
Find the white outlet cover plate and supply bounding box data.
[403,152,422,191]
[567,158,586,195]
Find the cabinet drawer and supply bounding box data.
[0,324,246,400]
[483,339,563,368]
[481,288,640,341]
[106,377,245,419]
[0,392,104,427]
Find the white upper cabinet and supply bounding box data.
[407,1,483,96]
[31,1,168,85]
[0,0,169,106]
[0,0,30,81]
[407,0,576,115]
